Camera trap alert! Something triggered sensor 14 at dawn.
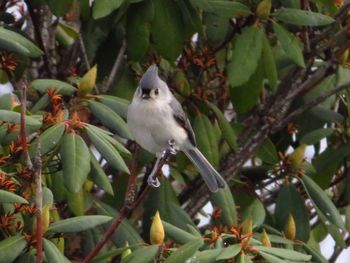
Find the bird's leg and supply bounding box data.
[147,140,177,188]
[147,156,161,187]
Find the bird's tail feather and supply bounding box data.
[184,147,226,192]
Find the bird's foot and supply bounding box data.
[147,175,160,188]
[167,139,177,155]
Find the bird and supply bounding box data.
[127,64,226,192]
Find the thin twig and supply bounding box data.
[34,142,43,263]
[24,1,52,77]
[104,40,127,92]
[19,82,32,169]
[78,32,91,71]
[274,81,350,132]
[19,83,42,261]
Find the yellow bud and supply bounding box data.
[260,229,271,247]
[241,217,253,235]
[283,214,296,240]
[83,179,94,192]
[256,0,271,20]
[32,205,50,233]
[121,242,131,259]
[42,205,50,232]
[51,237,65,253]
[287,144,307,169]
[150,211,165,245]
[339,48,349,65]
[78,64,97,96]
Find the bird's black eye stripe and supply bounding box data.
[155,88,159,95]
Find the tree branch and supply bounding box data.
[34,142,43,263]
[104,40,127,93]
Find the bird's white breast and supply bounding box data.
[127,98,188,155]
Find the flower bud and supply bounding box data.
[256,0,272,20]
[260,229,271,247]
[78,65,97,96]
[150,211,165,245]
[287,144,307,169]
[283,213,296,240]
[241,217,253,235]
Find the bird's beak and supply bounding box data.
[142,94,150,99]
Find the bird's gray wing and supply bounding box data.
[169,98,197,146]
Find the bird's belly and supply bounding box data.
[128,102,187,155]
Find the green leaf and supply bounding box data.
[30,79,76,95]
[0,190,28,204]
[273,8,335,26]
[312,143,350,188]
[259,251,286,263]
[228,26,263,87]
[151,0,186,61]
[0,235,27,263]
[256,246,312,261]
[204,13,231,47]
[164,238,204,263]
[98,95,129,119]
[300,128,334,145]
[190,0,251,17]
[193,248,222,263]
[93,0,124,19]
[89,153,114,195]
[0,94,12,110]
[0,110,42,126]
[46,0,73,16]
[302,243,328,263]
[31,93,50,113]
[126,0,154,61]
[310,105,344,123]
[256,138,279,164]
[36,123,65,155]
[43,187,54,207]
[93,247,128,262]
[216,244,241,260]
[121,245,159,263]
[0,27,43,57]
[88,100,131,139]
[193,114,219,167]
[94,200,144,247]
[66,188,88,216]
[262,33,278,91]
[210,185,237,226]
[231,58,264,113]
[273,22,305,67]
[207,102,237,151]
[275,184,310,241]
[241,197,265,228]
[162,220,198,244]
[86,126,130,174]
[43,239,69,263]
[254,233,294,245]
[60,133,91,193]
[86,124,131,157]
[300,174,344,228]
[47,215,113,233]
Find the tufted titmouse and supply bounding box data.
[127,65,225,192]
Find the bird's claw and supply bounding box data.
[167,139,177,155]
[147,175,160,188]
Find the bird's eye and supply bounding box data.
[154,88,159,95]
